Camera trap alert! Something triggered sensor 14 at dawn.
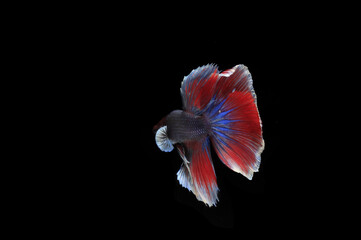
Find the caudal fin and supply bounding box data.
[207,65,264,180]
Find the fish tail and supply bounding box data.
[205,65,265,180]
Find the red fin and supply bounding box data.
[176,139,219,206]
[210,91,264,179]
[180,64,219,114]
[215,64,257,102]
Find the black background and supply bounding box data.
[55,24,345,235]
[72,36,292,230]
[13,4,357,236]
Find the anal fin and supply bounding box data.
[176,139,219,207]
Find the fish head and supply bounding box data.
[153,115,174,152]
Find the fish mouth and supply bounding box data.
[155,126,174,152]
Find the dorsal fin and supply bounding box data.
[180,64,219,114]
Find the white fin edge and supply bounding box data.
[219,67,236,77]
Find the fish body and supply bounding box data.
[166,110,210,143]
[154,64,264,206]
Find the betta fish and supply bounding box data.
[153,64,264,207]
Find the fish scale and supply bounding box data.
[166,110,210,143]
